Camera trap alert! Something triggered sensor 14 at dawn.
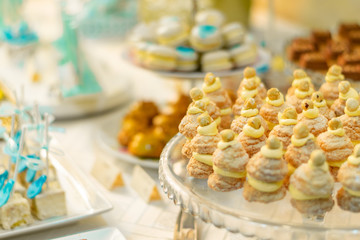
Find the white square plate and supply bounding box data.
[0,138,113,238]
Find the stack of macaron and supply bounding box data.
[129,9,259,72]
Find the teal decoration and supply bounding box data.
[198,25,217,39]
[53,10,102,98]
[0,0,38,46]
[2,22,38,45]
[78,0,137,38]
[0,170,8,189]
[0,179,14,207]
[27,175,47,199]
[25,169,36,183]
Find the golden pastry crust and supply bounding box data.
[128,132,164,158]
[286,94,311,114]
[213,142,248,172]
[238,81,267,99]
[339,115,360,141]
[179,113,202,139]
[290,153,334,197]
[230,115,268,135]
[238,67,267,99]
[285,140,318,168]
[208,131,248,192]
[319,64,343,105]
[247,152,288,182]
[317,105,336,120]
[118,118,149,146]
[269,125,294,151]
[290,197,334,216]
[331,98,346,117]
[338,162,360,192]
[232,95,263,115]
[336,188,360,212]
[208,173,245,191]
[260,103,288,125]
[191,134,220,155]
[219,114,232,130]
[205,89,232,109]
[182,140,193,159]
[187,156,213,179]
[237,133,266,158]
[297,114,328,137]
[287,69,315,97]
[243,182,286,203]
[317,132,353,163]
[319,82,339,105]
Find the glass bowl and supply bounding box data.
[159,133,360,239]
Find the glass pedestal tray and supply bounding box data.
[159,134,360,240]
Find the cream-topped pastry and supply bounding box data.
[237,67,267,100]
[331,81,359,117]
[337,144,360,212]
[243,136,288,203]
[233,74,264,117]
[208,129,249,191]
[312,91,335,120]
[189,87,221,128]
[319,65,344,107]
[187,112,220,179]
[289,150,334,217]
[202,73,232,129]
[236,117,267,158]
[287,69,315,96]
[179,100,207,158]
[297,99,328,137]
[286,79,313,114]
[285,123,318,169]
[269,107,298,151]
[260,88,288,131]
[317,118,353,179]
[339,98,360,145]
[231,98,268,135]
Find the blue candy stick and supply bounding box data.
[0,170,8,189]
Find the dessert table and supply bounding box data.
[4,39,252,240]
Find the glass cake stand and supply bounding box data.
[124,48,271,81]
[159,133,360,240]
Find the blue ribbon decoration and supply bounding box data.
[27,175,47,199]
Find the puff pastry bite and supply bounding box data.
[331,81,359,117]
[319,64,344,107]
[187,112,220,179]
[236,117,267,158]
[243,136,288,203]
[208,129,249,191]
[337,144,360,212]
[260,88,288,131]
[289,150,334,218]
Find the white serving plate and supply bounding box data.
[0,138,113,239]
[52,227,125,240]
[95,117,159,169]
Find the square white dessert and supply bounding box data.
[31,186,66,220]
[1,193,33,230]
